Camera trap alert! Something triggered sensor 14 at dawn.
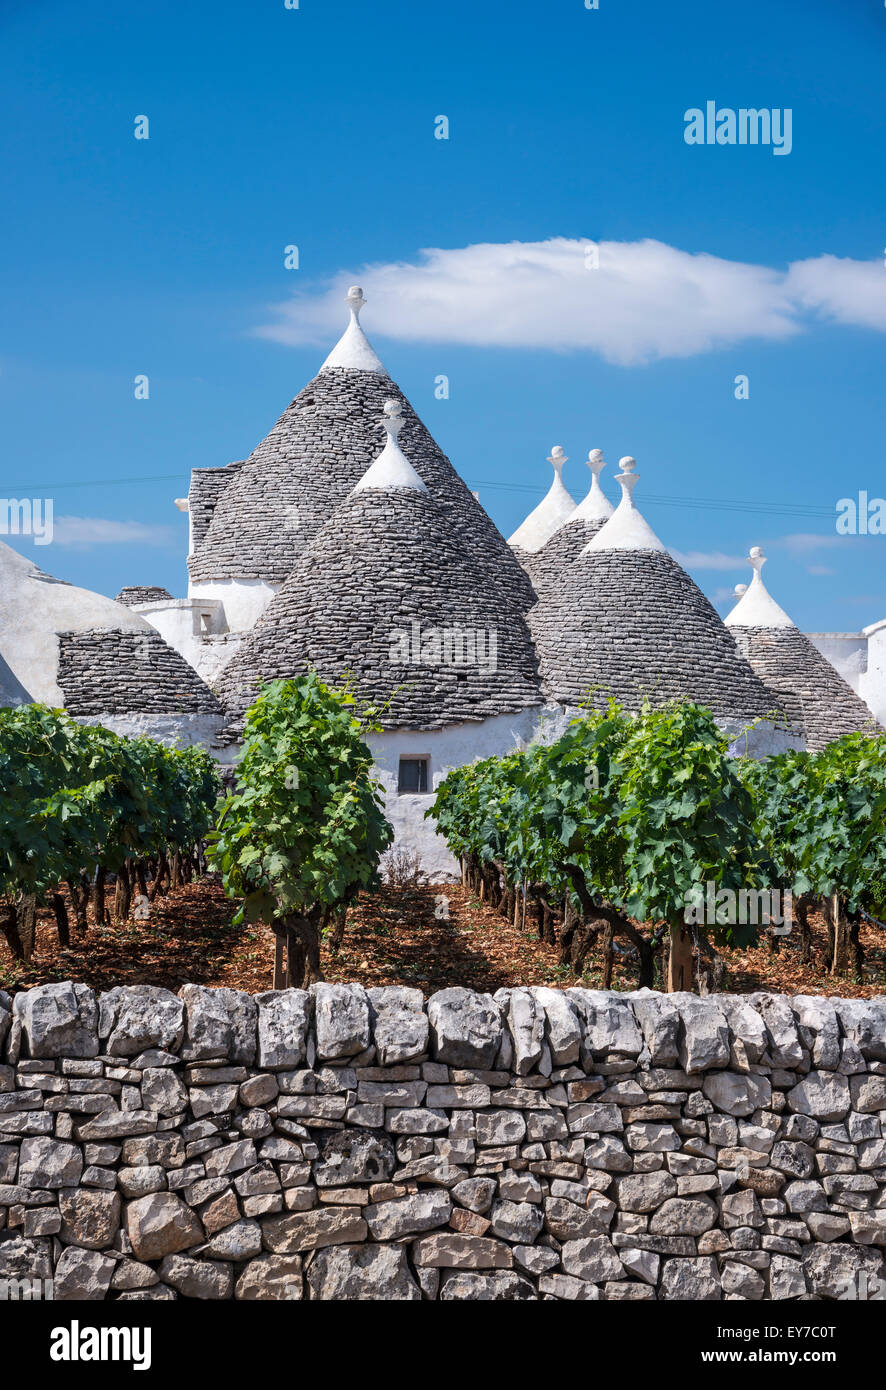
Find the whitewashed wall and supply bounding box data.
[369,708,545,880]
[187,578,278,633]
[130,598,244,685]
[860,619,886,725]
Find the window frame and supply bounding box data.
[397,755,431,795]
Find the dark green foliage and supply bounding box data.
[0,704,219,901]
[207,674,393,984]
[737,732,886,912]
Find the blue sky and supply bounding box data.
[1,0,884,630]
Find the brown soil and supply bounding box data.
[1,878,884,1000]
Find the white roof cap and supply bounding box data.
[582,457,667,554]
[321,286,388,375]
[569,449,615,524]
[507,446,577,552]
[725,547,795,629]
[351,400,428,493]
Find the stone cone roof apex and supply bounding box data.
[726,548,795,629]
[508,446,577,553]
[581,456,667,554]
[351,401,429,493]
[570,448,615,524]
[214,481,543,730]
[320,286,388,375]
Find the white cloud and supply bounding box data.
[50,517,176,549]
[254,238,886,366]
[773,530,845,553]
[774,532,857,556]
[784,255,886,333]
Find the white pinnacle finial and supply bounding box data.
[615,455,639,500]
[320,285,387,374]
[506,446,576,551]
[725,545,794,629]
[382,399,404,437]
[569,447,613,525]
[548,446,568,477]
[581,452,666,555]
[351,400,426,494]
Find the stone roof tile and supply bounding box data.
[214,414,543,730]
[188,297,534,612]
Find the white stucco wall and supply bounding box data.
[131,598,241,684]
[0,541,150,705]
[860,619,886,725]
[187,578,278,633]
[74,711,228,749]
[133,598,223,669]
[722,717,805,758]
[805,632,868,693]
[366,703,804,882]
[807,626,886,726]
[368,707,545,881]
[0,649,32,707]
[194,633,248,686]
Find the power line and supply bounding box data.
[0,469,837,523]
[0,473,187,492]
[466,479,835,520]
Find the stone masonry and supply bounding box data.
[1,982,885,1301]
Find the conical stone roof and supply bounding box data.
[726,548,880,751]
[0,542,221,718]
[186,461,244,555]
[529,450,614,604]
[115,586,174,607]
[533,459,787,726]
[508,446,576,571]
[188,287,534,611]
[215,402,543,731]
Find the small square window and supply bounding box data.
[398,756,429,794]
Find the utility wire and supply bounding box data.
[0,473,187,491]
[465,478,835,519]
[0,470,837,522]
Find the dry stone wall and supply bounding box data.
[1,981,885,1301]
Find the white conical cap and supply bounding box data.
[725,548,795,628]
[569,449,615,524]
[320,286,388,375]
[351,400,428,493]
[582,457,667,554]
[508,446,577,552]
